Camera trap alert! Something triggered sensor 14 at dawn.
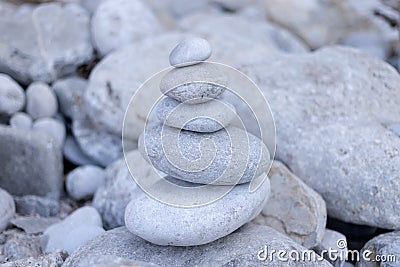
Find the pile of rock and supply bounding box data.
[124,37,271,246]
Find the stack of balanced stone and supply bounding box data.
[125,37,272,246]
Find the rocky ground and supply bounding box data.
[0,0,399,266]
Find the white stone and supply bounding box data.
[26,82,58,119]
[63,135,98,166]
[9,112,32,130]
[169,37,212,67]
[0,187,15,232]
[32,118,66,147]
[66,165,105,201]
[0,74,25,116]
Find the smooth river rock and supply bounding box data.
[32,117,66,147]
[241,46,400,229]
[9,112,32,130]
[0,125,63,197]
[160,62,227,104]
[253,161,327,248]
[156,96,236,132]
[66,165,105,201]
[26,82,58,119]
[0,3,93,84]
[62,224,331,267]
[139,124,270,185]
[0,74,25,116]
[169,37,212,67]
[0,187,15,232]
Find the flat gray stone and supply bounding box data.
[66,165,105,201]
[0,125,63,197]
[2,250,68,267]
[14,195,60,217]
[156,96,236,132]
[63,135,98,166]
[0,187,15,232]
[91,0,162,56]
[42,206,104,254]
[139,124,270,185]
[72,115,136,167]
[10,216,60,234]
[26,82,58,119]
[32,117,66,147]
[0,3,93,84]
[160,62,227,104]
[253,161,326,248]
[125,177,270,246]
[358,231,400,266]
[241,46,400,229]
[93,151,141,229]
[52,76,87,120]
[169,37,212,67]
[62,224,331,267]
[0,74,25,116]
[9,112,32,130]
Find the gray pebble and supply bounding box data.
[32,117,66,147]
[9,112,32,130]
[52,76,87,120]
[10,216,60,234]
[169,37,212,67]
[156,97,236,132]
[139,124,270,185]
[0,187,15,232]
[14,195,60,217]
[41,206,104,254]
[160,62,227,104]
[66,165,105,201]
[125,177,270,246]
[63,135,98,166]
[0,74,25,116]
[26,82,58,119]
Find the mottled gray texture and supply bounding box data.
[241,46,400,229]
[72,115,136,167]
[0,74,25,116]
[52,76,87,120]
[93,151,140,229]
[358,231,400,267]
[125,178,270,246]
[14,195,60,217]
[0,188,15,232]
[253,161,326,248]
[9,112,32,130]
[156,96,236,132]
[139,124,270,185]
[2,251,68,267]
[42,207,104,254]
[10,216,60,234]
[91,0,162,56]
[26,82,58,119]
[0,3,93,84]
[169,37,212,67]
[62,224,331,267]
[315,229,347,267]
[0,229,42,263]
[0,125,63,197]
[160,63,227,104]
[77,255,160,267]
[32,118,66,147]
[63,135,98,166]
[66,165,105,201]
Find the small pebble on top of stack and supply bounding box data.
[125,37,271,246]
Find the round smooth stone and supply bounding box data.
[169,37,212,67]
[26,82,58,119]
[160,62,227,104]
[63,135,98,166]
[139,124,270,185]
[9,112,33,130]
[156,97,236,133]
[125,176,270,246]
[32,117,66,147]
[66,165,105,201]
[0,74,25,116]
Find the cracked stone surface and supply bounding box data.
[241,46,400,229]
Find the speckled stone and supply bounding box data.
[169,37,212,67]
